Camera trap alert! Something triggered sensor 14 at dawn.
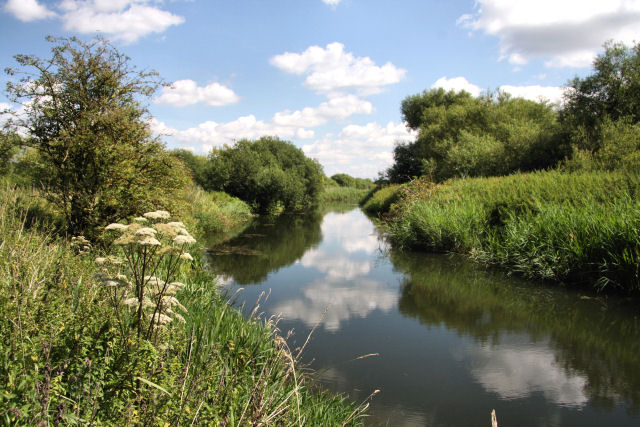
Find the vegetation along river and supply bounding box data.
[206,205,640,426]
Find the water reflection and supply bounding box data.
[467,338,589,407]
[209,206,640,426]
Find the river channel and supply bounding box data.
[206,205,640,426]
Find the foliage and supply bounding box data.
[382,170,640,292]
[330,173,374,190]
[385,88,566,183]
[0,130,20,175]
[204,137,324,214]
[361,184,402,214]
[171,148,208,187]
[561,40,640,152]
[321,186,369,204]
[0,182,363,425]
[4,36,190,238]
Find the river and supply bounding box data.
[206,205,640,426]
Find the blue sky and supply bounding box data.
[2,0,640,178]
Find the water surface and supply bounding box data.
[206,206,640,426]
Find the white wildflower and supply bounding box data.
[135,227,157,237]
[105,223,128,231]
[95,257,107,265]
[167,221,185,229]
[145,276,166,287]
[173,313,186,323]
[122,298,138,307]
[107,256,122,265]
[149,313,172,325]
[103,280,119,287]
[137,237,161,246]
[180,252,193,261]
[169,281,185,289]
[173,235,196,245]
[144,210,171,220]
[133,216,148,222]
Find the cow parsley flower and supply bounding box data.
[135,227,157,237]
[105,223,128,231]
[180,252,193,261]
[173,235,196,245]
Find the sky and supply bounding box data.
[1,0,640,178]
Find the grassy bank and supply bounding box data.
[0,182,364,425]
[320,186,369,204]
[368,170,640,292]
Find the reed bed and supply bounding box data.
[380,170,640,292]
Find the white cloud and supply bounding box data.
[273,94,372,128]
[499,85,565,104]
[155,79,239,107]
[432,76,565,104]
[302,121,417,178]
[151,115,314,151]
[270,42,406,95]
[431,76,482,97]
[58,0,184,44]
[4,0,56,21]
[459,0,640,67]
[322,0,342,5]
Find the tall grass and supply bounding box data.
[0,181,364,425]
[320,186,369,204]
[383,170,640,292]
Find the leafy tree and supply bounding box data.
[204,136,324,213]
[171,148,208,187]
[561,41,640,152]
[0,130,20,175]
[4,36,189,237]
[330,173,374,189]
[386,88,565,183]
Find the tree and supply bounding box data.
[385,88,565,183]
[204,137,324,214]
[4,36,188,237]
[171,148,207,187]
[561,41,640,152]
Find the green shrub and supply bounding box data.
[204,137,324,214]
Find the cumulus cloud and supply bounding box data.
[4,0,56,21]
[431,76,482,97]
[432,76,565,104]
[149,115,314,153]
[151,94,376,154]
[458,0,640,67]
[155,80,239,107]
[302,121,417,178]
[4,1,185,43]
[270,42,406,95]
[322,0,342,5]
[273,94,372,128]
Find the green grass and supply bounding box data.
[0,181,364,425]
[381,170,640,292]
[360,184,402,214]
[320,186,369,204]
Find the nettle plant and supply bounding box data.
[95,210,195,343]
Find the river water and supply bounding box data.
[206,205,640,426]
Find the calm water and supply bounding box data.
[206,206,640,426]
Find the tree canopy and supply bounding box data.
[203,137,324,213]
[385,88,565,183]
[4,36,189,237]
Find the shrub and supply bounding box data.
[204,137,324,214]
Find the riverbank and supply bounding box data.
[0,181,364,425]
[363,170,640,293]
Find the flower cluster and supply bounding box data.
[98,210,196,340]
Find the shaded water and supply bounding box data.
[206,206,640,426]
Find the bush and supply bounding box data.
[4,36,190,238]
[204,137,324,214]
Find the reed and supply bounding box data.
[382,170,640,292]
